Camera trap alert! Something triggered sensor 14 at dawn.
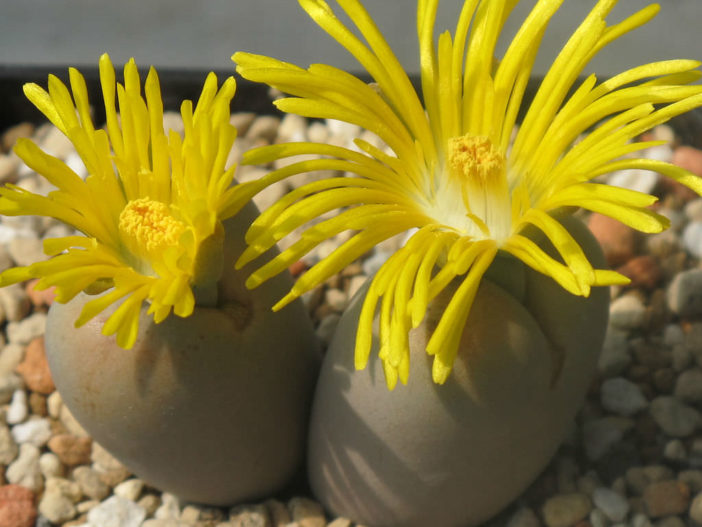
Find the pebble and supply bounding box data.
[113,479,144,502]
[598,328,631,376]
[90,442,129,486]
[6,443,42,492]
[0,285,31,323]
[0,374,23,406]
[507,507,540,527]
[154,492,181,520]
[84,496,146,527]
[7,237,46,268]
[0,155,19,185]
[6,312,47,346]
[73,466,110,501]
[325,288,348,312]
[11,417,52,447]
[541,493,592,527]
[609,293,647,330]
[642,480,690,518]
[0,484,37,527]
[264,498,291,526]
[141,519,191,527]
[649,396,701,437]
[682,221,702,258]
[663,439,687,462]
[5,389,27,425]
[673,368,702,402]
[600,377,648,416]
[38,452,63,479]
[38,488,77,524]
[689,491,702,524]
[616,255,662,290]
[592,487,629,522]
[137,495,161,517]
[59,404,89,438]
[0,425,17,466]
[667,269,702,317]
[679,470,702,494]
[47,434,92,466]
[245,116,281,142]
[582,417,634,461]
[288,497,326,527]
[15,337,54,395]
[0,344,23,379]
[609,168,659,194]
[588,213,637,267]
[229,504,270,527]
[327,519,352,527]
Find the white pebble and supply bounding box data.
[6,389,28,424]
[6,312,47,345]
[325,288,348,312]
[154,492,181,520]
[39,452,64,479]
[114,478,145,502]
[682,221,702,258]
[47,391,63,419]
[6,443,42,491]
[609,294,646,330]
[64,151,87,179]
[11,416,52,446]
[608,168,658,194]
[86,496,146,527]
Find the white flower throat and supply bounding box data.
[431,134,512,243]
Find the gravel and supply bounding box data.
[1,112,702,526]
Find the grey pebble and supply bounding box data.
[74,465,111,501]
[506,507,540,527]
[600,377,648,416]
[649,396,701,437]
[592,487,629,522]
[582,417,634,461]
[667,269,702,317]
[598,328,631,376]
[673,368,702,402]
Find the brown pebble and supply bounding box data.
[616,255,661,290]
[28,393,48,417]
[289,260,307,277]
[265,498,291,527]
[15,337,55,394]
[1,123,34,153]
[669,146,702,202]
[0,484,37,527]
[47,434,92,466]
[643,480,690,518]
[652,368,676,394]
[24,280,55,308]
[587,213,637,267]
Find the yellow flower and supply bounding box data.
[233,0,702,389]
[0,54,254,349]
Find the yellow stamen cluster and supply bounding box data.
[119,198,186,258]
[448,135,504,185]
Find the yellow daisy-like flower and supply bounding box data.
[0,54,253,349]
[234,0,702,388]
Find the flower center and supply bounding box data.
[448,135,504,185]
[119,198,186,260]
[441,134,512,241]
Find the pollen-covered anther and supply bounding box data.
[448,135,505,185]
[119,198,186,255]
